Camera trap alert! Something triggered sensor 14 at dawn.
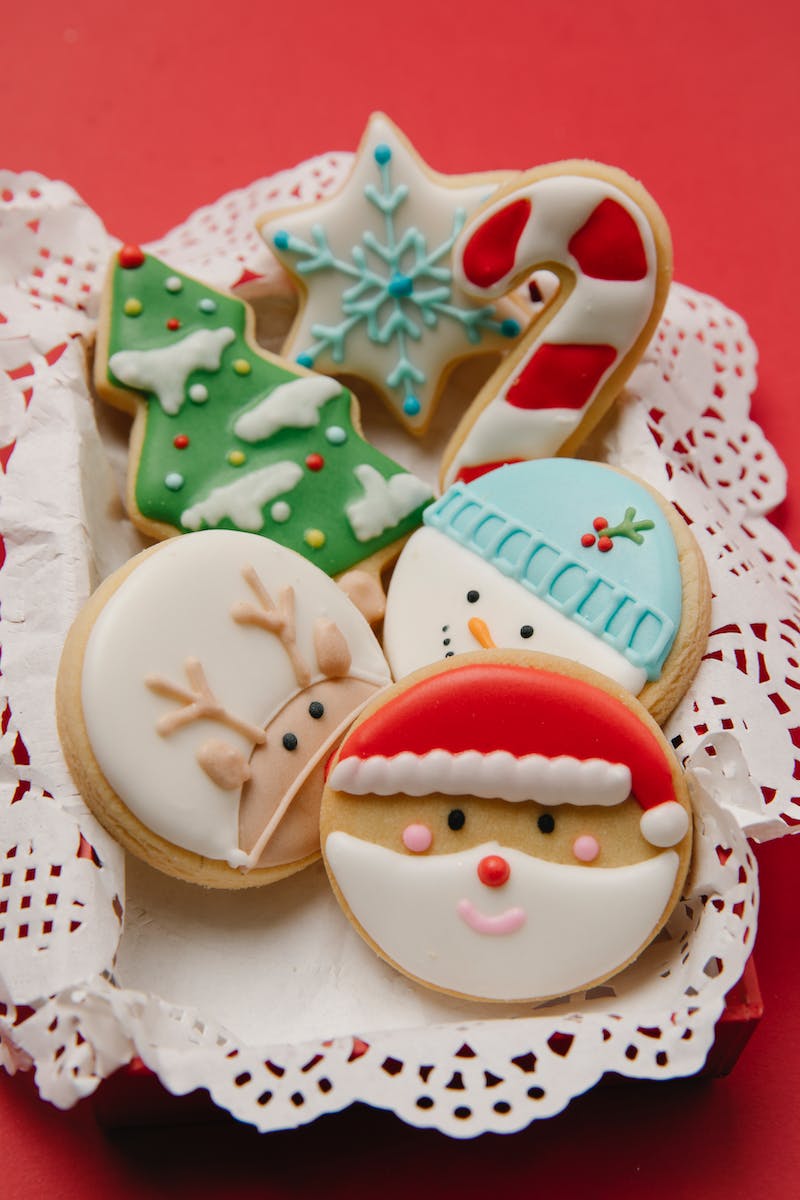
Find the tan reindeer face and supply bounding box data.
[74,531,391,886]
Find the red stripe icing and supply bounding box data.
[455,458,524,484]
[568,198,648,281]
[461,198,531,289]
[337,663,677,812]
[506,342,617,410]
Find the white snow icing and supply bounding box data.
[109,326,236,416]
[345,464,433,542]
[233,375,341,442]
[181,462,303,531]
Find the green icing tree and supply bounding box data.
[96,247,433,576]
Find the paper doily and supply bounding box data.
[0,156,792,1137]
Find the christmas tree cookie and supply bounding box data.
[258,113,524,437]
[93,245,433,578]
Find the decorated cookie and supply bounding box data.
[383,459,710,724]
[57,530,392,887]
[258,113,524,436]
[440,161,672,487]
[321,652,693,1003]
[94,246,433,578]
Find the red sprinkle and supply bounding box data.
[598,536,613,552]
[305,453,325,471]
[173,434,190,449]
[581,533,596,548]
[593,516,608,531]
[118,244,145,269]
[166,318,181,331]
[477,855,511,888]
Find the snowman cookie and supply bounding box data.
[321,652,693,1003]
[57,530,391,888]
[383,458,711,724]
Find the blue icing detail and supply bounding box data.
[388,272,414,297]
[274,231,290,251]
[424,459,683,680]
[296,353,314,368]
[374,144,392,165]
[500,318,521,338]
[165,472,184,491]
[325,425,347,445]
[403,396,421,416]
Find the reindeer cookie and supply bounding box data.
[57,530,391,887]
[321,652,693,1003]
[383,459,711,724]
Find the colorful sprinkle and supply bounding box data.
[118,244,145,269]
[188,383,208,403]
[271,501,291,523]
[173,434,190,450]
[581,533,596,548]
[295,353,314,369]
[164,275,183,293]
[123,298,143,317]
[166,317,181,331]
[233,358,251,375]
[164,472,184,491]
[227,450,246,467]
[304,528,326,549]
[325,425,347,445]
[198,298,217,314]
[305,453,325,471]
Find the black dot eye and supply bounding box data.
[448,808,466,831]
[520,625,534,639]
[466,590,480,604]
[308,701,324,719]
[282,733,298,751]
[537,813,555,834]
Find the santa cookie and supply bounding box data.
[258,112,524,436]
[94,246,432,578]
[321,652,692,1003]
[57,530,391,888]
[383,458,710,724]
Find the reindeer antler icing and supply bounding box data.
[146,658,267,744]
[232,566,312,688]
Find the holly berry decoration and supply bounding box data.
[580,507,655,553]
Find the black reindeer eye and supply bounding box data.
[466,590,480,604]
[308,701,324,719]
[448,808,466,831]
[537,813,555,834]
[282,733,299,751]
[520,625,534,639]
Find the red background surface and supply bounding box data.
[2,0,800,1194]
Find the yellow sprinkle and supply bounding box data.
[232,358,251,376]
[304,528,326,549]
[227,450,246,467]
[123,298,143,316]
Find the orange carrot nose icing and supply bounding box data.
[468,616,496,648]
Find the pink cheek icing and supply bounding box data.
[402,823,433,853]
[573,834,600,863]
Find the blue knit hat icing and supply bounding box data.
[424,460,682,680]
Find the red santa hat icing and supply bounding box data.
[328,663,689,848]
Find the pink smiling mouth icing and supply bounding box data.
[456,898,526,936]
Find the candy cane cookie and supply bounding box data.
[440,162,672,488]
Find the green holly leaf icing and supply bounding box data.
[101,251,433,575]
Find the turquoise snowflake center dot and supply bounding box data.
[374,144,392,165]
[501,318,521,338]
[388,272,414,298]
[296,353,314,369]
[403,396,421,416]
[274,231,290,251]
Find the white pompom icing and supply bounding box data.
[640,801,690,847]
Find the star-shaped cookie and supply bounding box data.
[258,114,523,436]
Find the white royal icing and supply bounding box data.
[80,531,390,863]
[181,461,303,532]
[640,800,690,848]
[325,833,680,1000]
[233,375,341,442]
[345,464,433,543]
[109,326,236,417]
[383,527,647,691]
[329,749,632,806]
[444,175,659,485]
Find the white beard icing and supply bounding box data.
[325,833,679,1001]
[383,527,647,692]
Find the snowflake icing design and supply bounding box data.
[272,142,520,423]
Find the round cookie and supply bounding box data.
[321,651,693,1003]
[383,458,711,724]
[57,530,391,888]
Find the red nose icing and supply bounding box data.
[477,855,511,888]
